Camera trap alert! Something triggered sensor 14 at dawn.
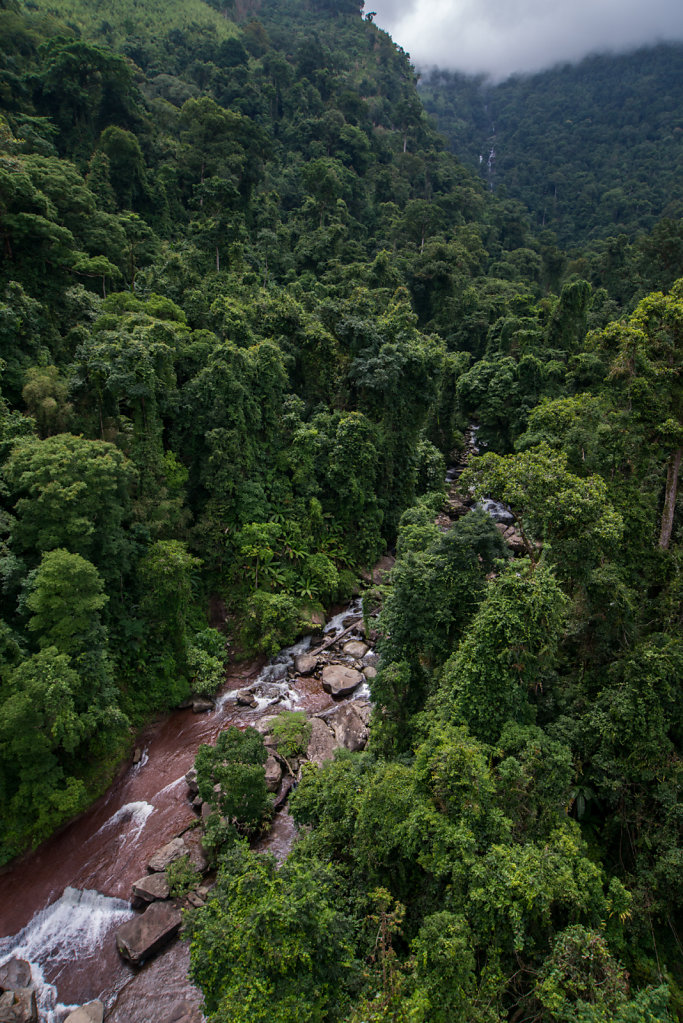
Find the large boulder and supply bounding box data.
[132,872,170,902]
[306,717,338,765]
[342,640,368,659]
[0,988,37,1023]
[148,837,186,872]
[264,755,282,792]
[321,664,363,697]
[115,901,182,965]
[64,1001,104,1023]
[0,961,32,993]
[322,704,369,752]
[294,652,317,676]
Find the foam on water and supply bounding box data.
[94,800,154,841]
[0,887,133,1023]
[154,776,185,799]
[132,748,149,772]
[323,598,363,638]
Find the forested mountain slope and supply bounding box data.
[420,44,683,248]
[0,0,682,1019]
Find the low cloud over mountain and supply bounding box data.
[369,0,683,78]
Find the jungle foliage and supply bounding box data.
[0,0,681,1019]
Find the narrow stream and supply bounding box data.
[0,601,368,1022]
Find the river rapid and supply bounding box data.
[0,602,369,1022]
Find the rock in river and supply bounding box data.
[0,988,37,1023]
[64,1001,104,1023]
[264,755,282,792]
[115,901,182,965]
[148,837,186,872]
[132,871,170,902]
[321,664,363,697]
[0,961,32,994]
[306,717,339,765]
[323,703,369,752]
[294,652,317,675]
[342,640,368,659]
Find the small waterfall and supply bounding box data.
[94,801,155,842]
[0,888,134,1023]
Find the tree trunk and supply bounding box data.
[659,446,682,550]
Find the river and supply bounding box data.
[0,601,369,1022]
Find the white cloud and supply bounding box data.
[369,0,683,79]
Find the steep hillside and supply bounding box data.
[420,44,683,247]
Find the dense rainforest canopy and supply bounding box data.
[0,0,681,1019]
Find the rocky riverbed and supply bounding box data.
[0,584,390,1023]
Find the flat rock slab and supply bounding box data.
[0,961,32,993]
[0,988,37,1023]
[321,664,363,697]
[116,901,182,965]
[132,871,170,902]
[148,837,186,872]
[294,653,317,675]
[342,640,369,659]
[306,717,339,765]
[64,1001,104,1023]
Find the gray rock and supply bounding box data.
[0,988,37,1023]
[354,699,372,726]
[321,664,363,697]
[185,767,198,790]
[132,871,170,902]
[186,892,205,909]
[132,747,142,764]
[184,831,209,874]
[363,665,377,680]
[115,902,182,966]
[306,717,339,765]
[191,794,203,810]
[148,837,186,872]
[343,640,368,659]
[323,703,369,752]
[294,653,317,675]
[191,697,214,714]
[236,689,257,708]
[63,1001,104,1023]
[265,755,282,792]
[0,960,32,993]
[362,650,379,667]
